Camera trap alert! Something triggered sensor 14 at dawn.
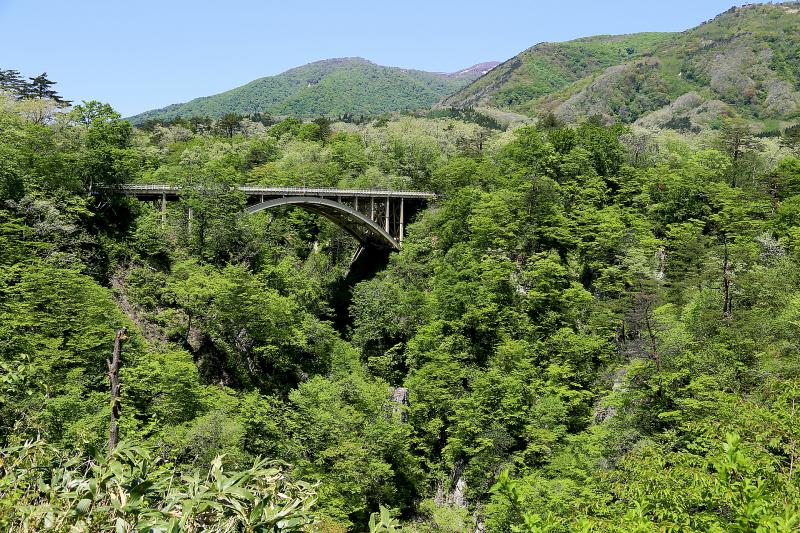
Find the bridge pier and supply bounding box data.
[161,192,167,225]
[385,197,390,232]
[400,198,404,243]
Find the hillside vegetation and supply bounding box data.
[129,58,495,124]
[3,76,800,530]
[441,33,674,111]
[3,3,800,531]
[446,3,800,130]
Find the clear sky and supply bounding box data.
[0,0,740,117]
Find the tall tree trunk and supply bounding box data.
[722,239,733,319]
[641,293,664,400]
[108,327,128,454]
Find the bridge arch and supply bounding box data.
[246,196,400,250]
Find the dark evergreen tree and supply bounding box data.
[189,115,213,133]
[216,113,243,138]
[781,124,800,152]
[0,68,28,96]
[313,117,332,141]
[20,72,71,106]
[249,112,274,126]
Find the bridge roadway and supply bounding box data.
[116,184,436,250]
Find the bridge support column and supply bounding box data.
[188,208,193,234]
[399,198,404,243]
[385,197,390,233]
[160,192,167,225]
[354,196,359,211]
[370,197,375,221]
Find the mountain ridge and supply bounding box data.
[128,57,498,123]
[445,3,800,130]
[129,3,800,130]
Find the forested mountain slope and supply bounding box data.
[445,3,800,130]
[3,74,800,529]
[441,33,674,112]
[128,57,498,123]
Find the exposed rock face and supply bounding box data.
[764,80,799,117]
[390,386,409,404]
[654,247,666,281]
[187,325,204,352]
[594,367,628,423]
[697,39,770,102]
[551,59,668,124]
[634,92,700,129]
[635,91,732,131]
[388,386,409,422]
[450,476,467,508]
[434,461,468,508]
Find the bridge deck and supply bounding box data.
[117,184,436,200]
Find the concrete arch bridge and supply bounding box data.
[118,185,436,250]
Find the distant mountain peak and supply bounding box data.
[128,57,495,123]
[449,62,501,77]
[305,57,374,66]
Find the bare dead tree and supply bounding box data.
[108,327,128,454]
[789,396,797,493]
[722,238,733,319]
[621,288,665,399]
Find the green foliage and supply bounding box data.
[491,433,800,532]
[0,439,317,532]
[426,107,506,131]
[71,100,138,190]
[368,506,401,532]
[284,356,420,526]
[4,79,800,532]
[0,258,129,447]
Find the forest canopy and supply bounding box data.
[1,82,800,531]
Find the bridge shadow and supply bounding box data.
[328,245,390,333]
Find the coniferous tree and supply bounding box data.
[216,113,243,138]
[313,117,332,141]
[25,72,56,98]
[782,124,800,152]
[22,72,71,106]
[189,115,213,133]
[0,68,28,96]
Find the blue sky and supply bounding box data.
[0,0,739,117]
